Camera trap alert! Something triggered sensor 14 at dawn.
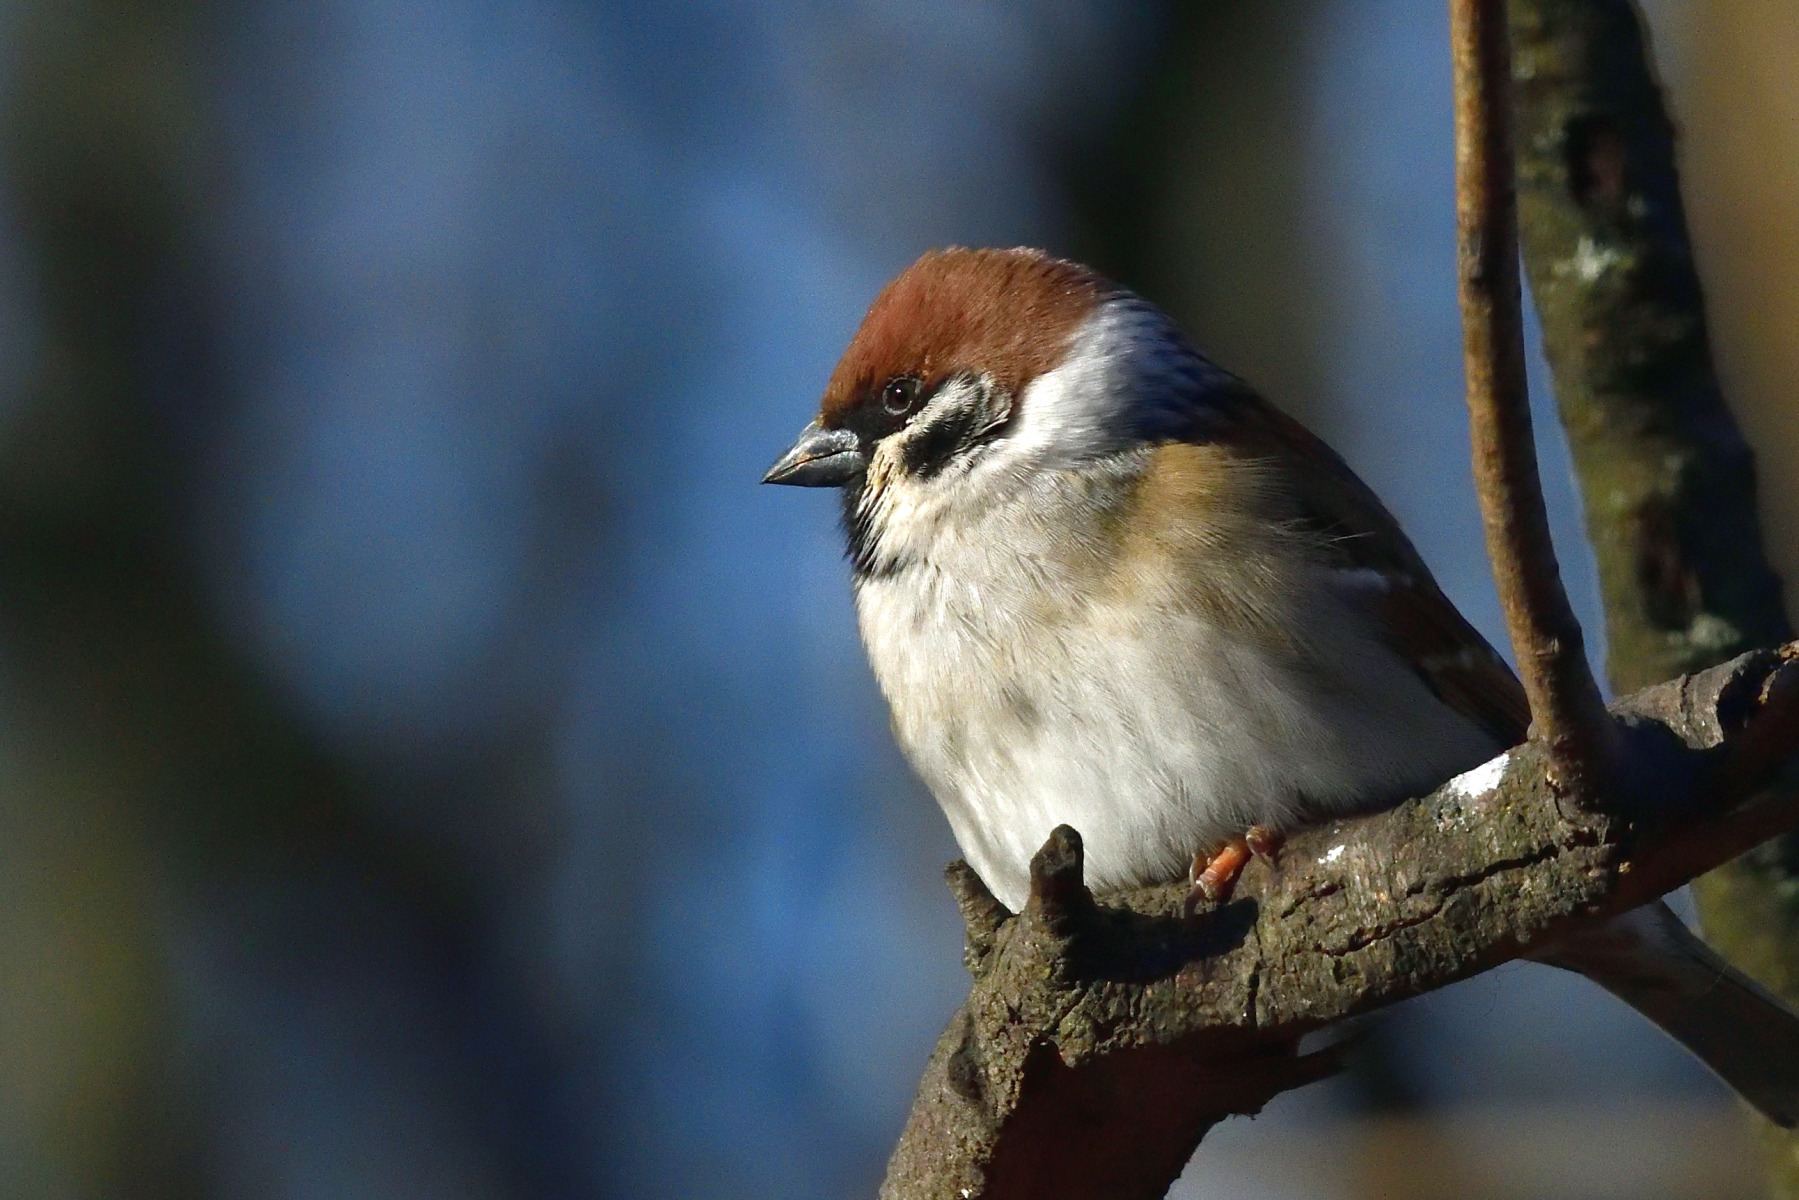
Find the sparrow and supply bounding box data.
[765,246,1799,1125]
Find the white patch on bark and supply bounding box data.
[1446,751,1509,801]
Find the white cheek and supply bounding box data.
[858,444,936,550]
[1007,329,1121,463]
[998,298,1221,474]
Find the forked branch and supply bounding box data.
[874,5,1798,1198]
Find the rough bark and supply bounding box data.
[875,4,1799,1195]
[1509,2,1799,1189]
[879,646,1799,1200]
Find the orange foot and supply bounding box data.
[1187,826,1285,909]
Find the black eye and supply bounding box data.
[880,376,921,416]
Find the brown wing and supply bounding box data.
[1211,388,1531,748]
[1366,572,1531,748]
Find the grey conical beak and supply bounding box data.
[762,421,866,487]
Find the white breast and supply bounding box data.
[852,470,1500,912]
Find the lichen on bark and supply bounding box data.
[1510,1,1799,1190]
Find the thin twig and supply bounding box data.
[1451,0,1617,791]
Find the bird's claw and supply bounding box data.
[1186,826,1283,913]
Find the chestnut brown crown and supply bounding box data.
[763,247,1117,488]
[817,247,1112,430]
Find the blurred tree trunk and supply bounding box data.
[1509,2,1799,1193]
[1652,12,1799,1182]
[0,3,218,1193]
[1065,0,1333,434]
[1648,2,1799,632]
[0,2,487,1194]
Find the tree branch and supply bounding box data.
[1509,0,1791,692]
[875,7,1799,1198]
[1452,0,1616,791]
[879,645,1799,1200]
[1508,1,1799,1187]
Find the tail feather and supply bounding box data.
[1532,901,1799,1128]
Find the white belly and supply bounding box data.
[855,563,1499,912]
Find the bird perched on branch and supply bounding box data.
[765,246,1799,1126]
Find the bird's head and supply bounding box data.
[764,247,1229,574]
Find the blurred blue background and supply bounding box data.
[0,1,1779,1197]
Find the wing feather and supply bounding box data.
[1197,387,1531,748]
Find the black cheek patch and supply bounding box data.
[840,480,893,579]
[902,400,993,480]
